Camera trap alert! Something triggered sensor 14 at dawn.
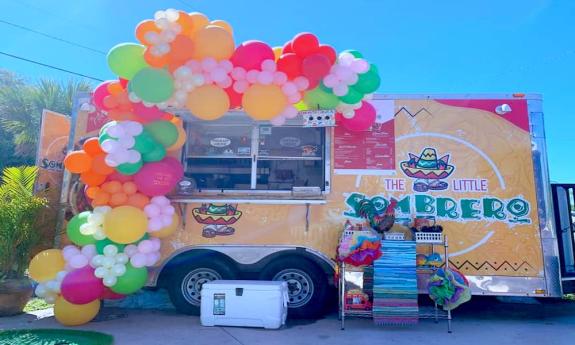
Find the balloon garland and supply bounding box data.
[28,8,381,326]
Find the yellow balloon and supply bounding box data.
[272,46,282,62]
[294,100,309,111]
[54,296,100,326]
[166,125,187,152]
[193,25,235,60]
[104,206,148,244]
[151,213,180,239]
[186,85,230,120]
[188,12,210,37]
[28,249,65,282]
[210,20,233,35]
[242,84,288,120]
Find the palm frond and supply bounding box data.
[0,166,38,198]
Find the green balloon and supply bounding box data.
[304,86,340,109]
[142,144,166,162]
[342,50,363,58]
[133,130,158,154]
[136,233,150,243]
[67,212,96,246]
[353,65,380,94]
[111,263,148,295]
[145,121,178,147]
[339,87,363,104]
[117,161,143,175]
[107,43,149,80]
[130,68,174,103]
[95,238,126,255]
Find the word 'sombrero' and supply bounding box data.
[400,148,454,180]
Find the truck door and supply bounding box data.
[551,184,575,289]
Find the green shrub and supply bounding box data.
[0,166,47,280]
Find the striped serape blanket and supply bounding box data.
[372,240,418,326]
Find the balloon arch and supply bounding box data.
[28,9,380,326]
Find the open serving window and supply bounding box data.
[180,112,331,200]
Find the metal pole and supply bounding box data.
[445,235,452,333]
[340,262,345,330]
[53,92,88,248]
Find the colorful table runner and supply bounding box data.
[372,240,418,325]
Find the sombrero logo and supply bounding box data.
[400,148,454,192]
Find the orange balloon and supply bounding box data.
[169,35,195,64]
[272,47,282,62]
[85,186,100,199]
[186,84,230,120]
[242,84,288,120]
[136,19,161,45]
[166,125,187,152]
[82,138,104,156]
[127,193,150,209]
[91,154,115,175]
[102,180,122,194]
[122,181,138,195]
[64,151,93,174]
[162,112,175,121]
[209,20,233,35]
[80,171,107,187]
[188,12,209,37]
[170,116,182,126]
[107,82,124,96]
[193,25,234,60]
[176,11,194,36]
[144,47,169,68]
[109,192,129,206]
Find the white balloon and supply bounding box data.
[165,8,179,21]
[164,205,175,215]
[69,254,89,269]
[44,295,56,304]
[56,271,68,282]
[94,267,107,278]
[103,275,117,287]
[45,280,59,291]
[127,150,141,164]
[115,253,129,265]
[35,284,47,297]
[112,264,126,277]
[102,256,115,268]
[62,245,80,259]
[93,229,107,241]
[103,245,118,257]
[106,125,125,138]
[118,135,136,149]
[123,121,143,136]
[94,206,112,215]
[100,139,118,153]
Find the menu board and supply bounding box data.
[334,119,395,175]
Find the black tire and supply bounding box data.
[167,258,238,315]
[259,257,328,319]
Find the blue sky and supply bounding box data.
[1,0,573,182]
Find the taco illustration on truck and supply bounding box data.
[400,148,454,192]
[192,203,242,238]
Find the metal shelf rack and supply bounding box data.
[338,232,452,332]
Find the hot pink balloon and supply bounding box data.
[231,41,275,71]
[133,158,183,196]
[132,102,166,123]
[301,53,332,89]
[339,101,376,132]
[60,266,105,305]
[93,81,112,110]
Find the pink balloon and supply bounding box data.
[132,102,166,123]
[61,267,104,305]
[148,218,163,232]
[231,67,246,80]
[131,253,147,268]
[124,245,138,257]
[145,253,159,267]
[138,240,154,254]
[231,41,275,71]
[301,53,332,89]
[69,254,89,269]
[134,158,183,196]
[144,204,161,217]
[272,72,288,85]
[233,80,249,93]
[257,71,274,85]
[246,70,259,84]
[93,81,112,110]
[339,101,376,132]
[270,115,286,126]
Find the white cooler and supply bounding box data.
[200,280,288,329]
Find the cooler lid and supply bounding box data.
[202,280,287,291]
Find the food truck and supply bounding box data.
[62,93,573,318]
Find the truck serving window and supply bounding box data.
[184,120,327,194]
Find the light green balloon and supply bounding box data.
[304,85,340,109]
[353,65,380,94]
[107,43,149,80]
[144,121,178,147]
[110,263,148,295]
[66,212,96,246]
[130,68,174,103]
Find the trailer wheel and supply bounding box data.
[259,257,328,319]
[166,258,238,315]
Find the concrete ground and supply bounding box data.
[1,297,574,345]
